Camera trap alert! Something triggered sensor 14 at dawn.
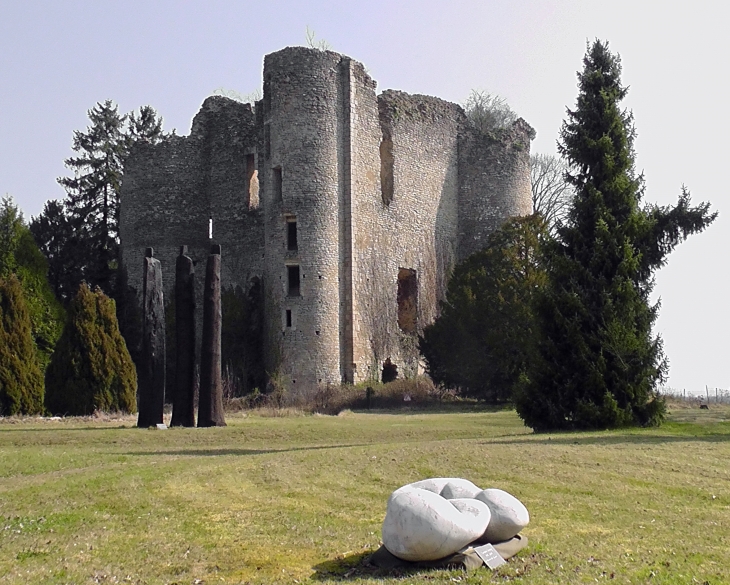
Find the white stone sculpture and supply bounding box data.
[409,477,481,499]
[475,488,530,543]
[381,485,491,561]
[381,478,529,562]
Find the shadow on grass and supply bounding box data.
[123,443,373,457]
[484,428,730,447]
[312,550,429,581]
[0,425,132,433]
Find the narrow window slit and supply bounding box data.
[287,265,300,296]
[287,217,298,250]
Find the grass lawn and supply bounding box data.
[1,403,729,584]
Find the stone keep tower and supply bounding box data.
[119,46,533,389]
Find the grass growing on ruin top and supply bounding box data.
[1,406,729,584]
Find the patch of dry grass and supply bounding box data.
[226,376,462,415]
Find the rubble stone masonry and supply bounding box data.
[119,46,533,387]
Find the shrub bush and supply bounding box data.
[0,274,45,415]
[420,215,547,403]
[45,283,137,415]
[228,376,449,415]
[1,196,65,371]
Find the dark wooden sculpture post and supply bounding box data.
[170,246,196,427]
[137,247,166,428]
[198,244,226,427]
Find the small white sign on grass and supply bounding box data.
[473,544,506,569]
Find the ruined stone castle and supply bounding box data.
[119,47,533,387]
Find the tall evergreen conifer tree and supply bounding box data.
[53,102,167,297]
[515,41,716,431]
[58,101,127,296]
[29,199,82,303]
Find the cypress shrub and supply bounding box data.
[0,274,45,415]
[45,283,137,415]
[1,196,65,372]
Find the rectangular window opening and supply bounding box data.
[397,268,418,333]
[287,265,300,297]
[208,216,213,239]
[246,154,259,208]
[380,136,394,206]
[286,309,292,328]
[287,217,298,250]
[273,166,282,201]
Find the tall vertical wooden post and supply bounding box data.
[171,246,196,427]
[198,244,226,427]
[137,247,166,428]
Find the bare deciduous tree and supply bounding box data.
[463,90,518,133]
[530,153,575,233]
[305,26,332,51]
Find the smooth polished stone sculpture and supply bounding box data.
[381,485,491,561]
[381,479,530,562]
[409,478,482,500]
[475,488,530,543]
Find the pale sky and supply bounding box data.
[1,0,727,394]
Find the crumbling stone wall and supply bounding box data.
[120,96,264,353]
[458,120,534,260]
[349,90,463,381]
[119,46,533,389]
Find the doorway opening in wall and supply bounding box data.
[286,309,292,328]
[287,265,300,296]
[397,268,417,333]
[286,216,298,250]
[273,166,283,201]
[246,153,259,208]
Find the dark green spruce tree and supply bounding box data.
[29,199,83,304]
[45,102,167,299]
[58,100,127,296]
[515,40,716,431]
